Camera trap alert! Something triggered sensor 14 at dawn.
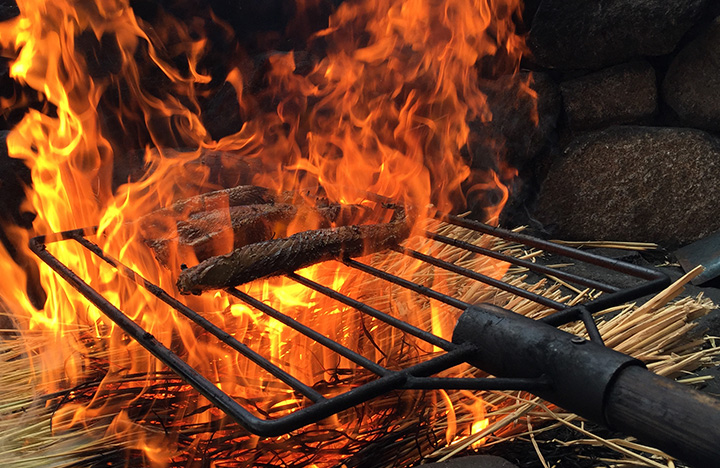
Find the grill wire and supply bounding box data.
[29,212,669,437]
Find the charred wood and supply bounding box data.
[170,184,280,215]
[140,185,373,265]
[137,186,281,230]
[144,203,297,265]
[176,206,410,294]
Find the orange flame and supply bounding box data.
[0,0,528,463]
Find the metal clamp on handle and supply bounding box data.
[453,304,720,468]
[452,304,642,424]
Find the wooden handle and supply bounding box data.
[605,365,720,468]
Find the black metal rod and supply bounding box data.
[28,237,266,432]
[540,276,671,326]
[239,345,479,436]
[436,213,666,281]
[33,226,99,244]
[454,304,720,468]
[453,304,642,426]
[227,288,392,377]
[403,376,551,391]
[287,271,455,351]
[30,220,674,441]
[426,231,620,293]
[397,343,478,378]
[343,258,471,311]
[581,276,672,313]
[579,306,604,344]
[31,234,512,437]
[393,245,566,310]
[72,235,325,403]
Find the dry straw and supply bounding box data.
[0,223,717,467]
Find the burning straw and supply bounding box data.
[0,223,718,467]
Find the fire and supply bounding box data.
[0,0,528,464]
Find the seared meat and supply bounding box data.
[176,206,410,294]
[140,185,375,265]
[145,203,298,265]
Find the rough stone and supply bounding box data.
[114,147,261,191]
[521,0,543,29]
[560,61,658,130]
[534,126,720,248]
[0,0,19,22]
[207,0,295,43]
[0,131,46,309]
[0,59,12,131]
[663,17,720,132]
[469,72,561,171]
[528,0,710,70]
[200,81,244,141]
[693,365,720,396]
[0,58,41,131]
[0,131,32,228]
[422,455,518,468]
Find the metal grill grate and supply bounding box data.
[29,213,670,437]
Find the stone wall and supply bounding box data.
[502,0,720,248]
[2,0,719,250]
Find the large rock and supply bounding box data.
[522,0,543,29]
[535,126,720,247]
[469,72,561,171]
[0,131,32,228]
[0,131,46,309]
[0,0,19,21]
[529,0,710,70]
[465,72,560,219]
[663,17,720,132]
[560,61,657,130]
[200,81,244,141]
[207,0,295,42]
[113,147,261,191]
[423,455,518,468]
[0,58,42,131]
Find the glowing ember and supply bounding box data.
[0,0,529,464]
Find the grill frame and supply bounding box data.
[29,214,670,437]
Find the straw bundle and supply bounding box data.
[0,223,717,467]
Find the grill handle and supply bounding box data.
[604,365,720,468]
[453,304,720,468]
